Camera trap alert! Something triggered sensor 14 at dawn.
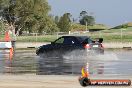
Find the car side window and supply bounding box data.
[63,37,76,44]
[55,37,64,44]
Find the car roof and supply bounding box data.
[62,36,90,43]
[62,36,89,38]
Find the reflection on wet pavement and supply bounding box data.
[0,49,132,76]
[0,49,37,74]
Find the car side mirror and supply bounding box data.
[98,38,103,43]
[51,42,55,44]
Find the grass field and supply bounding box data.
[0,27,132,43]
[16,27,132,43]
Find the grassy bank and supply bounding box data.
[1,27,132,42]
[15,34,132,42]
[16,35,56,42]
[16,27,132,42]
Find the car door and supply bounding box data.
[52,37,73,56]
[50,37,80,57]
[49,37,65,57]
[60,37,80,55]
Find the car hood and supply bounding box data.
[40,44,53,49]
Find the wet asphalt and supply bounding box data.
[0,49,132,76]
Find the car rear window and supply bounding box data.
[76,36,89,43]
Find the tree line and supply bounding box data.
[0,0,95,35]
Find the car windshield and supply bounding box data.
[54,37,64,44]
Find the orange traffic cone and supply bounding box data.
[81,67,89,77]
[9,47,13,61]
[4,31,11,41]
[81,63,90,78]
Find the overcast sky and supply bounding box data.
[48,0,132,27]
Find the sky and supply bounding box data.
[48,0,132,27]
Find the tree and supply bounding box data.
[80,11,87,17]
[80,15,95,26]
[79,11,95,26]
[14,0,52,34]
[58,13,71,32]
[0,0,16,39]
[54,16,59,24]
[37,16,58,34]
[0,0,58,35]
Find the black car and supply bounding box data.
[36,36,104,56]
[36,36,104,75]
